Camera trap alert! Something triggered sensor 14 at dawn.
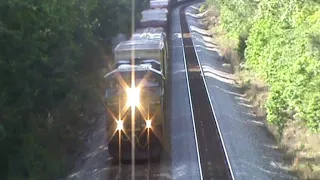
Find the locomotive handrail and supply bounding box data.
[104,64,163,79]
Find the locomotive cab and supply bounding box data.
[114,39,167,77]
[131,27,168,59]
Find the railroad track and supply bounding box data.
[105,1,234,180]
[106,157,171,180]
[179,3,235,180]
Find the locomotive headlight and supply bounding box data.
[116,120,123,131]
[126,87,140,107]
[146,119,152,129]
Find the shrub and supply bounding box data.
[207,0,320,133]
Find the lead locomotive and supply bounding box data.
[104,0,170,160]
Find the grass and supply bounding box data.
[200,3,320,179]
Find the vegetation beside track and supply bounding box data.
[0,0,148,179]
[200,0,320,178]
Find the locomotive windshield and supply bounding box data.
[106,70,162,90]
[105,70,163,100]
[122,71,160,87]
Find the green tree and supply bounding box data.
[208,0,320,133]
[0,0,147,179]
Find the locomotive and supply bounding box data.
[104,0,172,160]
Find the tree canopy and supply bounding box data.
[0,0,147,179]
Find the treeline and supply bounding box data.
[207,0,320,134]
[0,0,147,179]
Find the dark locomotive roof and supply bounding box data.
[114,39,164,52]
[134,27,165,35]
[140,9,168,22]
[141,8,168,17]
[131,28,166,41]
[150,0,169,8]
[140,16,167,22]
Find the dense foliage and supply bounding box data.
[0,0,146,179]
[207,0,320,133]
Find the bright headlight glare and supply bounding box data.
[146,119,152,129]
[116,120,123,131]
[126,87,140,107]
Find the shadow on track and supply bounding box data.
[106,153,171,180]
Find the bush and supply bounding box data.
[207,0,320,133]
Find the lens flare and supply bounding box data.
[126,87,140,107]
[116,120,123,131]
[146,119,152,129]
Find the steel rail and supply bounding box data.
[179,2,234,180]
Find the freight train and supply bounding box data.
[104,0,173,160]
